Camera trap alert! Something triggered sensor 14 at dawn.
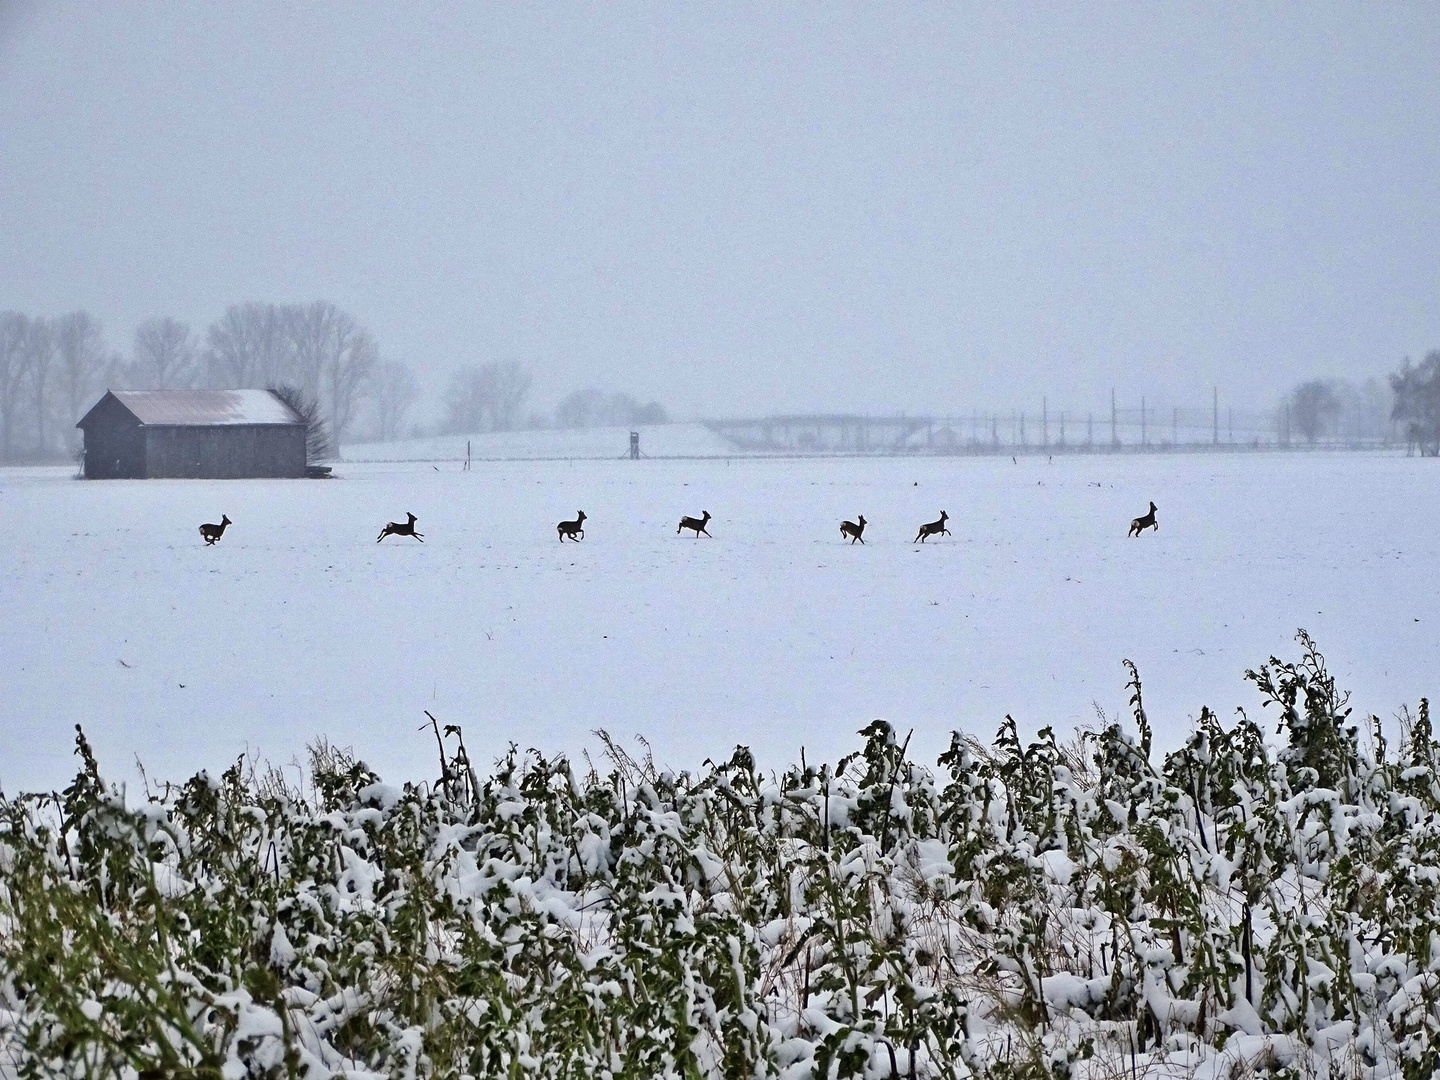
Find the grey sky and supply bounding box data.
[2,2,1436,420]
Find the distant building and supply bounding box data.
[77,390,307,479]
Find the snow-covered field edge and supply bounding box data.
[2,634,1436,1079]
[340,425,1410,464]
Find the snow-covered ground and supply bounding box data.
[344,422,739,461]
[3,450,1437,795]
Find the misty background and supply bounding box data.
[1,3,1437,456]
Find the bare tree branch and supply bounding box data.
[370,360,419,442]
[0,312,31,462]
[132,317,197,390]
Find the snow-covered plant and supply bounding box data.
[3,633,1440,1079]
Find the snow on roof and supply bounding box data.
[99,390,303,426]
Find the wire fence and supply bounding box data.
[705,391,1403,456]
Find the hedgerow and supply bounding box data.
[3,632,1439,1078]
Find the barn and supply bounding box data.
[77,389,308,479]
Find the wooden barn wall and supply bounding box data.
[142,425,306,479]
[80,401,146,479]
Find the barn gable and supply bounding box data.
[77,390,308,479]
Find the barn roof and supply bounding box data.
[81,389,303,427]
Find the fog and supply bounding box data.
[1,3,1436,424]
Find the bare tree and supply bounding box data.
[325,329,377,445]
[132,317,197,389]
[444,361,532,434]
[444,365,493,434]
[284,301,356,401]
[1290,380,1341,444]
[54,312,105,451]
[0,312,30,462]
[555,387,668,428]
[26,318,55,456]
[554,387,606,428]
[490,360,532,432]
[205,303,290,388]
[370,360,419,442]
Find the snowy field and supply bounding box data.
[3,450,1438,795]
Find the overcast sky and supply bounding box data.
[1,2,1436,419]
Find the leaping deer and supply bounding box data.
[198,515,231,545]
[840,515,867,544]
[1128,501,1158,537]
[557,511,587,541]
[914,511,949,543]
[678,511,712,537]
[377,512,424,543]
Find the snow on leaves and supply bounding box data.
[2,634,1439,1079]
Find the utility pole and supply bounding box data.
[1141,396,1147,446]
[1111,389,1118,449]
[1213,387,1219,445]
[1172,407,1178,447]
[1042,397,1048,449]
[1088,413,1094,448]
[1059,411,1066,447]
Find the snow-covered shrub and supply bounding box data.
[2,632,1439,1079]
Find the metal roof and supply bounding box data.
[91,389,303,426]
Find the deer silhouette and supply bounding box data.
[1128,501,1158,537]
[557,511,587,541]
[678,511,712,537]
[198,515,231,545]
[377,513,424,543]
[914,511,949,543]
[840,515,867,544]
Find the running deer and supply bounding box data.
[1128,501,1158,537]
[377,512,424,543]
[840,515,867,544]
[557,511,587,541]
[678,511,712,537]
[198,515,231,545]
[913,511,949,543]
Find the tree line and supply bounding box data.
[1283,350,1440,451]
[0,301,672,464]
[439,368,668,436]
[0,303,420,464]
